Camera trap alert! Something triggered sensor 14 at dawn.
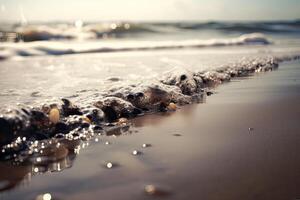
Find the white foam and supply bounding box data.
[0,33,271,60]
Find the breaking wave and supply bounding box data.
[0,33,270,60]
[0,52,299,160]
[0,20,299,42]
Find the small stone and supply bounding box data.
[144,184,170,196]
[118,117,128,124]
[145,185,156,195]
[173,133,182,137]
[142,143,151,148]
[167,102,177,111]
[35,193,52,200]
[206,91,213,96]
[81,116,91,124]
[173,133,182,136]
[132,150,141,155]
[54,122,69,134]
[49,108,60,124]
[61,98,83,116]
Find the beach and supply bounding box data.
[2,0,300,198]
[1,60,299,200]
[1,19,300,200]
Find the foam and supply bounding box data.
[0,53,299,161]
[0,33,271,60]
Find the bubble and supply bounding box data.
[132,150,141,156]
[106,162,113,169]
[124,23,130,29]
[142,143,151,148]
[75,20,83,28]
[34,167,39,173]
[110,23,117,30]
[105,141,110,145]
[43,193,52,200]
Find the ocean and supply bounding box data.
[0,20,300,110]
[0,20,300,200]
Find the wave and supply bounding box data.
[0,53,299,159]
[171,20,300,33]
[0,33,270,60]
[0,22,160,42]
[0,20,299,42]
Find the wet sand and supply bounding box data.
[1,60,300,200]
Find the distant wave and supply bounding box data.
[0,33,270,60]
[0,22,160,42]
[171,20,300,33]
[0,20,299,42]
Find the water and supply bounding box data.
[0,21,300,199]
[0,21,300,108]
[0,61,300,200]
[0,20,300,150]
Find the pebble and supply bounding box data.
[132,150,142,156]
[81,116,91,124]
[142,143,152,148]
[49,108,60,124]
[35,193,52,200]
[144,184,170,197]
[206,91,213,96]
[167,102,177,111]
[172,133,182,136]
[117,117,128,125]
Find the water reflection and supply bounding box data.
[0,102,198,194]
[0,140,78,193]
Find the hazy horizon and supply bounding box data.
[0,0,300,23]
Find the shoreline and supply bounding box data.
[0,54,300,160]
[1,60,299,199]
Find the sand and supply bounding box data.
[0,60,300,200]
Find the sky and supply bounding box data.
[0,0,300,23]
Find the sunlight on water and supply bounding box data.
[74,20,83,29]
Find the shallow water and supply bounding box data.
[0,45,299,109]
[0,61,300,200]
[1,20,300,199]
[1,21,300,110]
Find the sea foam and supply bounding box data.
[0,33,270,60]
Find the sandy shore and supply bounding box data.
[1,60,300,200]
